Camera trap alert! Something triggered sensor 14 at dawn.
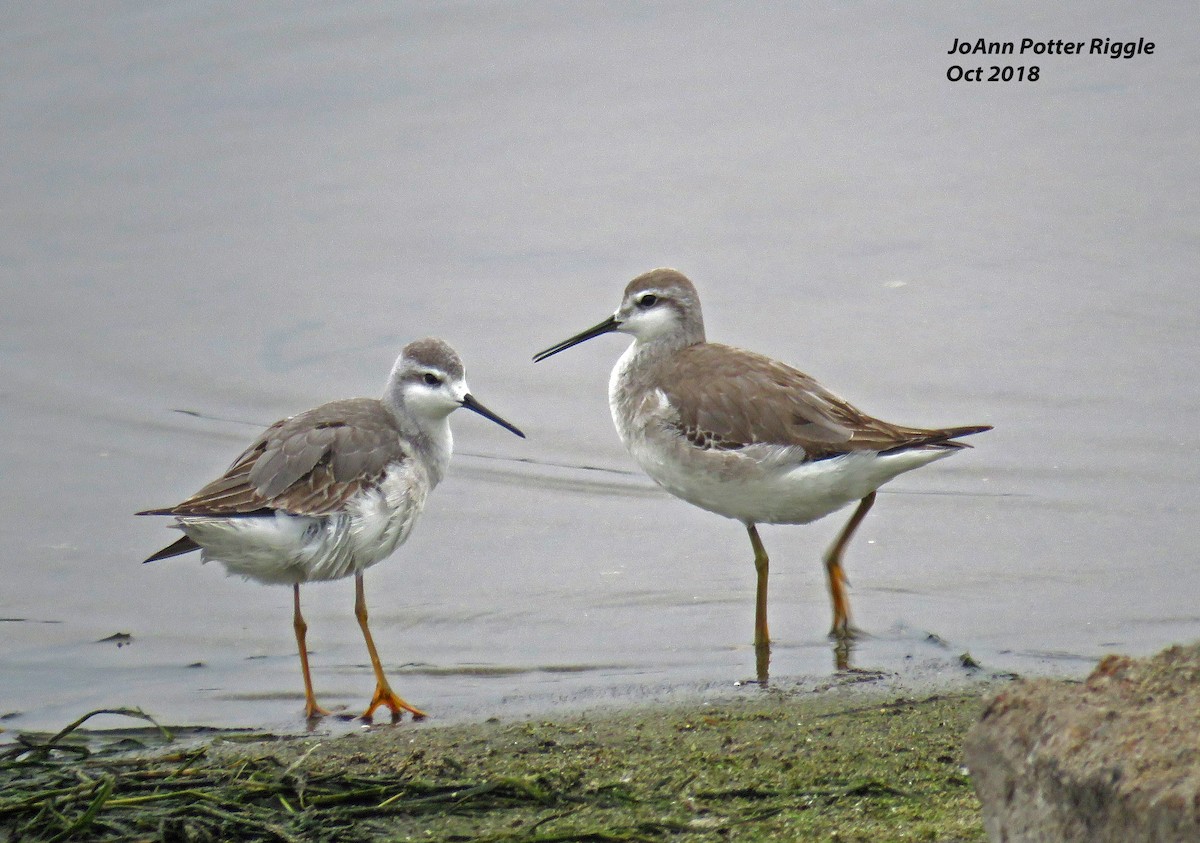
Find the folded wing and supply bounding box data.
[137,399,409,518]
[656,344,990,461]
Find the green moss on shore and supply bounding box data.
[2,690,989,841]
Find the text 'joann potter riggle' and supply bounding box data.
[947,38,1155,59]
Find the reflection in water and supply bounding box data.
[755,641,770,684]
[833,637,855,672]
[756,635,856,682]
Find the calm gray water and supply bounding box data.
[2,2,1197,736]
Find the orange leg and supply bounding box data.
[824,491,876,639]
[747,523,771,651]
[354,574,426,721]
[293,584,330,720]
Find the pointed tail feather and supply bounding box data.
[137,507,181,516]
[939,424,993,441]
[143,535,201,563]
[881,424,992,455]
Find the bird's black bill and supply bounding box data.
[532,315,620,362]
[461,394,526,438]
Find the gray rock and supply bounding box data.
[965,643,1200,842]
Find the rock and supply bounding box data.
[965,643,1200,842]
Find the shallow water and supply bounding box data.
[2,2,1198,736]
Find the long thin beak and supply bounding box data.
[461,394,525,438]
[532,315,621,362]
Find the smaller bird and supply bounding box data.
[534,269,989,650]
[139,338,524,721]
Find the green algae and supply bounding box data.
[1,690,991,841]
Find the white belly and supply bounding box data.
[178,463,426,585]
[630,437,952,524]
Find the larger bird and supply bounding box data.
[534,269,988,650]
[140,338,524,721]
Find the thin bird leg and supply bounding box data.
[746,523,771,649]
[824,491,876,639]
[293,584,330,720]
[354,573,427,721]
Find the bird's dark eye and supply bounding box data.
[638,294,658,309]
[423,373,441,386]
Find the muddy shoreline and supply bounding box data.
[3,669,1007,841]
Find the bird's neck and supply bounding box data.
[609,330,701,418]
[383,395,453,488]
[415,418,453,489]
[622,327,702,374]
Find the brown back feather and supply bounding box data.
[655,344,990,461]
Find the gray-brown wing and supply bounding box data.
[655,344,972,460]
[140,398,409,517]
